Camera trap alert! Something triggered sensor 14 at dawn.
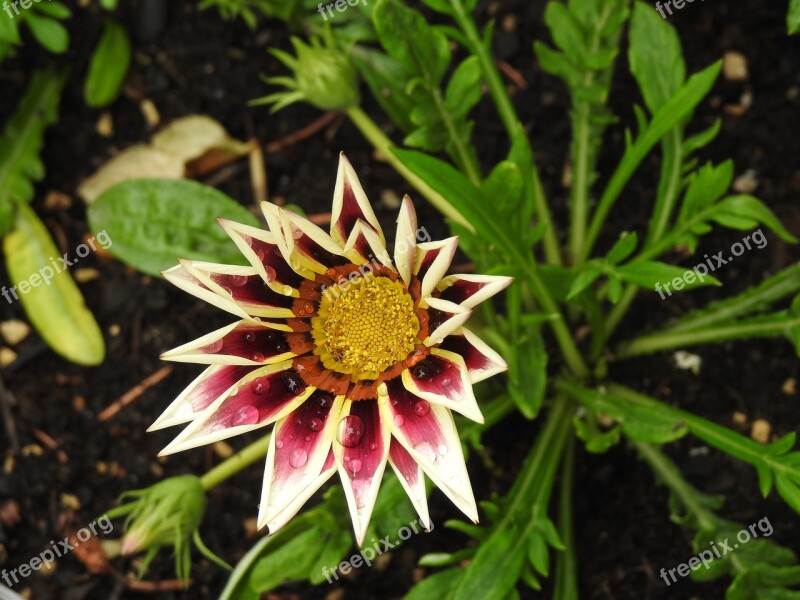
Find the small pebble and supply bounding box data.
[44,190,72,211]
[0,320,30,345]
[74,268,101,283]
[674,351,702,375]
[60,492,81,510]
[732,169,759,193]
[751,419,771,444]
[96,112,114,137]
[732,411,748,425]
[723,51,748,82]
[782,378,796,394]
[140,98,161,127]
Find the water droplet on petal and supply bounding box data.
[282,372,305,395]
[275,440,284,449]
[440,376,451,387]
[282,285,294,296]
[289,448,308,468]
[308,417,324,432]
[414,442,437,463]
[369,442,378,451]
[204,339,224,353]
[412,363,431,380]
[244,332,257,343]
[349,458,363,474]
[292,227,303,240]
[264,266,276,282]
[337,415,365,448]
[413,400,430,417]
[318,394,332,408]
[251,377,270,395]
[393,414,405,427]
[304,434,312,442]
[230,274,248,287]
[290,260,302,271]
[255,248,266,261]
[231,405,260,426]
[437,444,448,456]
[228,386,239,397]
[222,286,233,296]
[250,352,265,362]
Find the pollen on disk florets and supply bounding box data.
[311,275,420,381]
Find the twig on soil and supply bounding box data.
[32,428,68,463]
[496,59,529,89]
[265,111,339,153]
[307,212,332,225]
[124,578,194,592]
[98,366,174,422]
[0,374,19,453]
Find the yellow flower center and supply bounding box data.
[311,274,420,381]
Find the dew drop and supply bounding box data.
[290,260,302,271]
[275,439,284,449]
[414,442,437,463]
[230,274,248,287]
[292,227,303,240]
[349,458,363,474]
[256,248,266,261]
[231,405,260,426]
[437,444,448,456]
[302,301,314,313]
[413,400,431,417]
[440,376,452,387]
[251,377,270,395]
[204,339,224,353]
[282,285,294,296]
[369,442,378,451]
[221,286,233,296]
[264,265,277,282]
[318,394,332,408]
[243,332,257,343]
[282,372,305,395]
[308,417,324,432]
[337,415,365,448]
[250,352,265,362]
[289,448,308,468]
[305,434,312,442]
[412,363,431,380]
[228,386,239,397]
[393,414,405,427]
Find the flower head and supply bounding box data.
[151,154,511,544]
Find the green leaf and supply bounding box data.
[678,160,734,221]
[628,1,685,112]
[0,68,66,235]
[24,13,69,54]
[544,2,586,64]
[615,261,721,290]
[87,179,260,277]
[480,160,523,217]
[682,119,721,156]
[0,11,21,45]
[507,324,547,419]
[605,231,638,264]
[249,526,322,591]
[445,56,482,119]
[100,0,119,9]
[3,202,105,365]
[33,1,71,19]
[350,46,416,133]
[406,568,464,599]
[789,0,800,34]
[712,195,799,243]
[567,264,603,299]
[84,19,131,108]
[454,528,527,599]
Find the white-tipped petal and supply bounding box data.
[439,327,508,383]
[388,438,430,530]
[257,392,343,531]
[422,297,472,346]
[343,219,393,267]
[381,379,478,523]
[160,320,293,366]
[331,153,384,246]
[414,237,459,298]
[394,195,418,284]
[158,363,312,455]
[163,262,252,321]
[333,399,390,545]
[401,348,484,423]
[148,364,256,431]
[436,274,514,309]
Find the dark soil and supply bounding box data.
[0,0,798,599]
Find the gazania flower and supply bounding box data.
[150,154,511,543]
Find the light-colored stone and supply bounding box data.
[723,51,748,82]
[751,419,771,444]
[0,320,30,345]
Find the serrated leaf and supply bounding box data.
[84,19,131,107]
[445,56,482,119]
[606,231,638,264]
[0,69,66,235]
[567,264,603,299]
[628,1,685,112]
[4,202,105,365]
[615,261,721,290]
[712,195,798,243]
[87,179,259,276]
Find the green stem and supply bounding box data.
[569,98,593,265]
[448,0,561,267]
[345,106,473,230]
[554,432,579,599]
[430,86,482,185]
[501,397,574,526]
[200,434,272,490]
[633,441,717,531]
[616,316,800,358]
[645,129,684,246]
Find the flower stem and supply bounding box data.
[345,106,473,230]
[554,432,578,599]
[200,434,271,490]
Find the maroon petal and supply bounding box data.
[438,327,507,383]
[388,438,430,528]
